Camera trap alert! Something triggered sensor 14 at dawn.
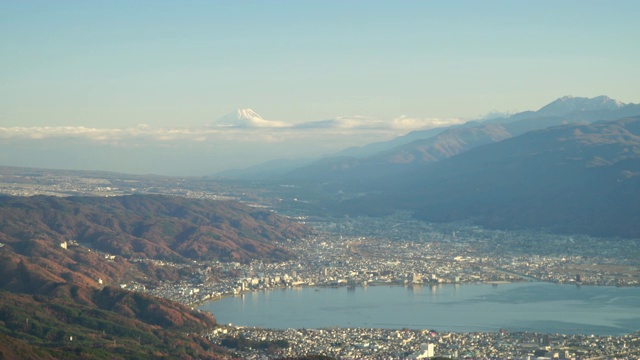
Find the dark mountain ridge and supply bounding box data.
[339,116,640,238]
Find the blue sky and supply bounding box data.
[2,0,639,129]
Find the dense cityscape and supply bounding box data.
[130,213,640,306]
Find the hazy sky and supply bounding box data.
[3,0,639,128]
[1,1,639,175]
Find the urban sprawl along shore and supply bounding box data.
[2,170,639,359]
[124,214,640,360]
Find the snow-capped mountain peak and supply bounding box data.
[213,109,287,128]
[234,108,263,120]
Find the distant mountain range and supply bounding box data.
[328,95,627,159]
[279,96,640,183]
[220,95,640,180]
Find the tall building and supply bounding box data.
[413,343,435,359]
[427,343,435,358]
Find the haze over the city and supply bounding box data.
[1,0,639,175]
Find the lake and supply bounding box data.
[198,282,640,336]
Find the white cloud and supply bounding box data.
[478,110,516,121]
[290,115,465,131]
[0,114,464,146]
[0,115,471,175]
[390,115,466,130]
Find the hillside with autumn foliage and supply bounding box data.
[0,194,312,359]
[0,194,312,263]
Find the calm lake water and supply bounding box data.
[199,282,640,336]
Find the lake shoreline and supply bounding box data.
[198,282,640,336]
